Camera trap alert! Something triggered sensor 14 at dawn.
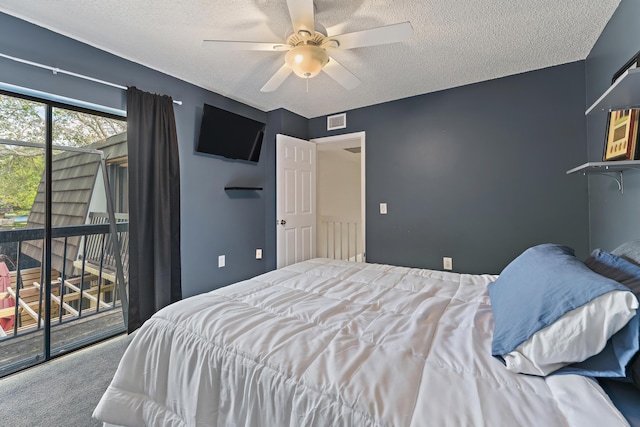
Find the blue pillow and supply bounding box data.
[557,312,639,377]
[489,243,639,376]
[585,249,640,295]
[584,249,640,386]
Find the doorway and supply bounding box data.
[275,131,366,268]
[313,131,366,263]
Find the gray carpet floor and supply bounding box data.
[0,333,133,427]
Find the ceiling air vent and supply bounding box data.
[327,113,346,131]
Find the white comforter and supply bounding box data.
[94,259,629,426]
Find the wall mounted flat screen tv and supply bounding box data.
[196,104,266,163]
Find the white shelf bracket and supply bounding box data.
[584,170,624,194]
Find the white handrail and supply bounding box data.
[320,216,363,262]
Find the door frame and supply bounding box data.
[311,131,366,261]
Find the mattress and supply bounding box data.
[93,258,629,426]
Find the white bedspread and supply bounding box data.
[93,259,629,426]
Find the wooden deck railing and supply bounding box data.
[74,212,129,284]
[0,217,128,339]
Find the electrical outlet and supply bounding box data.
[380,203,387,214]
[443,257,453,271]
[256,249,263,259]
[218,255,225,268]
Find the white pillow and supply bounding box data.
[503,291,638,376]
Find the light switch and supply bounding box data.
[218,255,225,268]
[380,203,388,214]
[256,249,263,259]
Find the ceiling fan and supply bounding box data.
[203,0,412,92]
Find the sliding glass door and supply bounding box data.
[0,91,127,376]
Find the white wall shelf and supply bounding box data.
[566,161,640,193]
[569,67,640,193]
[585,68,640,115]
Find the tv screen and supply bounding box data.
[196,104,266,163]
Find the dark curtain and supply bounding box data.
[126,86,181,333]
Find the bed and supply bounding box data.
[93,242,640,427]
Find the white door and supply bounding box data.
[276,134,317,268]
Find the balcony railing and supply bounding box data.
[0,218,128,339]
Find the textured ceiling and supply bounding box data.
[0,0,621,118]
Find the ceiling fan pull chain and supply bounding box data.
[306,77,309,93]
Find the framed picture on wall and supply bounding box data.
[603,109,638,160]
[603,51,640,161]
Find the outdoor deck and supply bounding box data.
[0,216,128,376]
[0,308,125,375]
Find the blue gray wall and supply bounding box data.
[585,0,640,251]
[309,62,590,274]
[0,12,269,297]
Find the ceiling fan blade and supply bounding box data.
[286,0,315,35]
[261,64,293,92]
[322,57,361,90]
[326,22,413,50]
[202,40,289,51]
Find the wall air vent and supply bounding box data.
[327,113,346,131]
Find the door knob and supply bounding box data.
[278,219,287,225]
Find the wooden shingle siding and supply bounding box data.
[20,133,127,277]
[22,150,100,276]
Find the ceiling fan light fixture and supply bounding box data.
[285,45,329,78]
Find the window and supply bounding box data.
[0,90,127,376]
